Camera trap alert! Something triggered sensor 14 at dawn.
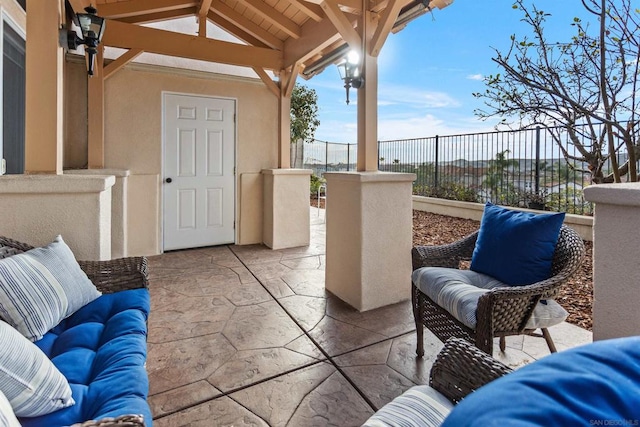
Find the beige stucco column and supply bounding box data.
[0,175,114,260]
[65,169,129,259]
[583,183,640,340]
[262,168,312,249]
[324,171,416,311]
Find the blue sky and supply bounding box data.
[303,0,590,143]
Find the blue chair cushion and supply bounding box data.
[19,289,152,427]
[470,203,565,286]
[442,336,640,427]
[413,268,501,328]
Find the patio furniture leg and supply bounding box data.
[499,336,506,352]
[412,284,425,357]
[416,324,425,357]
[541,328,558,353]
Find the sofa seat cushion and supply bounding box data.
[413,267,568,330]
[441,336,640,427]
[19,289,152,427]
[363,385,454,427]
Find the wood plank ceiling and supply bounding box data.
[66,0,450,81]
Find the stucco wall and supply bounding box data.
[64,61,279,255]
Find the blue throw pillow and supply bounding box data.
[470,203,565,286]
[442,336,640,427]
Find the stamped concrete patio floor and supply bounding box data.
[146,208,592,426]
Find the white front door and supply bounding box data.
[163,93,236,251]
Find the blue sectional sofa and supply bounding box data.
[0,236,152,427]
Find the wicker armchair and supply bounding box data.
[412,225,585,356]
[0,236,149,427]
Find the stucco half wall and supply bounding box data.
[412,196,593,241]
[65,61,279,256]
[0,174,114,260]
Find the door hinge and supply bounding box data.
[233,221,236,229]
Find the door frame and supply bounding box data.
[160,91,238,252]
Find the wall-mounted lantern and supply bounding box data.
[336,50,364,105]
[67,6,105,76]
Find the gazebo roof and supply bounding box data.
[68,0,452,80]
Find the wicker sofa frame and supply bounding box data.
[0,236,149,427]
[429,337,513,404]
[412,225,585,356]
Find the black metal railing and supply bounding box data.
[299,124,631,215]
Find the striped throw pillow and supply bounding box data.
[0,389,21,427]
[363,385,454,427]
[0,235,101,341]
[0,320,74,417]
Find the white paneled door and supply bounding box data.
[163,94,235,251]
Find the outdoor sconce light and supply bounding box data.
[67,6,106,76]
[336,50,364,105]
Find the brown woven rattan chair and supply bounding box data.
[412,225,585,356]
[0,236,148,427]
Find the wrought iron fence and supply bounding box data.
[298,124,630,215]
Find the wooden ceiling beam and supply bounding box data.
[104,48,144,80]
[319,0,360,50]
[197,0,214,36]
[284,0,324,22]
[118,8,196,24]
[283,13,350,67]
[97,0,197,19]
[198,0,214,16]
[102,19,283,70]
[68,0,91,14]
[369,0,403,56]
[284,62,301,97]
[210,0,283,50]
[207,10,269,48]
[302,0,362,12]
[253,67,280,97]
[236,0,301,39]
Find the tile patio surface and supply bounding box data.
[146,207,593,426]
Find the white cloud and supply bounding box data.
[378,84,460,109]
[314,112,498,143]
[467,73,484,81]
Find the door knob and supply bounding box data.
[165,177,173,183]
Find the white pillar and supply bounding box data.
[583,183,640,340]
[325,171,415,311]
[262,168,312,249]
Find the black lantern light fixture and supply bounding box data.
[67,6,106,76]
[336,50,364,105]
